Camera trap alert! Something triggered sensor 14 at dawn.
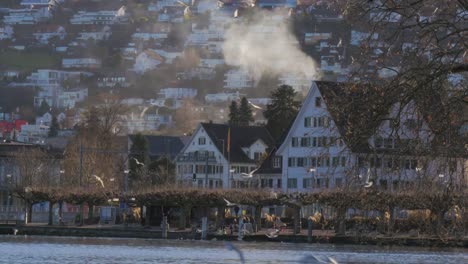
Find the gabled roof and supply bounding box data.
[316,81,392,152]
[255,147,281,175]
[129,135,186,160]
[199,122,275,163]
[277,81,395,154]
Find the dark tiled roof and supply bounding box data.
[315,81,394,153]
[255,147,282,174]
[201,123,275,163]
[129,135,186,160]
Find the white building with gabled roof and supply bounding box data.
[275,81,466,193]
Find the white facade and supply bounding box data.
[17,124,49,144]
[62,58,102,69]
[276,82,464,193]
[224,69,254,89]
[133,51,163,74]
[77,27,112,41]
[3,8,50,24]
[153,49,183,64]
[148,0,190,11]
[205,92,243,103]
[176,124,269,189]
[57,88,88,109]
[132,32,168,41]
[199,59,224,68]
[0,26,14,40]
[277,82,349,193]
[33,26,66,44]
[70,11,127,25]
[158,88,197,99]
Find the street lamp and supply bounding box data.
[308,168,316,190]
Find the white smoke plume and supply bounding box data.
[223,10,320,82]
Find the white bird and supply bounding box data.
[363,168,373,188]
[337,38,343,47]
[13,228,18,235]
[241,167,259,178]
[248,100,263,110]
[299,255,338,264]
[139,106,149,118]
[234,9,239,18]
[223,198,237,207]
[92,174,105,188]
[133,157,144,166]
[266,228,279,238]
[270,191,278,199]
[224,242,245,264]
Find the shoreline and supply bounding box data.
[1,225,467,248]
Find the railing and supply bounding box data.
[176,155,217,163]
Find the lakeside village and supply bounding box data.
[0,0,467,245]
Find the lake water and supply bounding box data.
[0,236,467,264]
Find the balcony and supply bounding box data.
[176,155,217,163]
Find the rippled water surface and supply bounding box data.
[0,236,467,264]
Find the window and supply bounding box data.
[335,178,343,188]
[273,157,281,168]
[300,137,310,147]
[291,137,299,147]
[304,117,312,127]
[312,137,317,147]
[297,157,304,167]
[341,157,346,167]
[287,178,297,188]
[311,157,317,167]
[375,137,383,148]
[380,180,388,190]
[329,137,336,146]
[277,179,282,188]
[315,97,322,107]
[384,138,393,149]
[405,159,417,170]
[288,157,297,167]
[303,178,313,189]
[332,157,338,167]
[254,152,263,161]
[198,137,206,145]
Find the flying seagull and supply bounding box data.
[265,228,279,238]
[223,198,237,207]
[92,174,105,188]
[241,167,259,178]
[337,38,343,47]
[248,100,263,110]
[299,255,339,264]
[48,0,60,12]
[363,168,373,188]
[133,157,144,166]
[224,242,245,264]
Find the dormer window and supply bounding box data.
[273,157,281,168]
[315,97,322,107]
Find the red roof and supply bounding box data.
[0,120,28,134]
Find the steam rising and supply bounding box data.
[223,11,320,82]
